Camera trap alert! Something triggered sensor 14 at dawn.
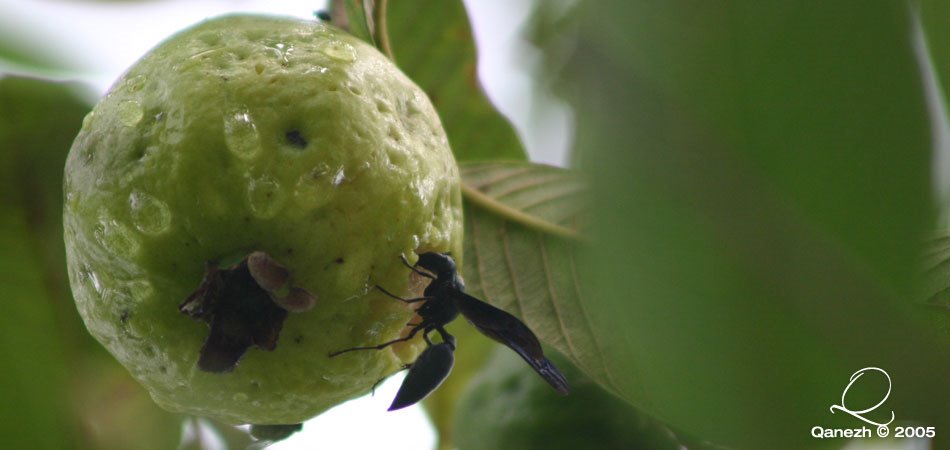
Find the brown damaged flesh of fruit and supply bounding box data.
[179,251,316,373]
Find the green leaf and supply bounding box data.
[71,357,183,450]
[0,76,94,348]
[457,162,612,390]
[0,75,187,450]
[420,323,494,450]
[423,162,589,450]
[919,0,950,119]
[922,231,950,306]
[454,348,704,450]
[386,0,526,162]
[340,0,376,46]
[462,164,584,240]
[0,209,73,449]
[0,19,80,74]
[543,0,950,448]
[0,75,92,449]
[918,231,950,334]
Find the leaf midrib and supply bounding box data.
[461,183,581,240]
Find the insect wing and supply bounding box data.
[453,292,570,395]
[388,342,455,411]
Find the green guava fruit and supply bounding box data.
[63,14,462,425]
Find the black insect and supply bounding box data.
[330,252,569,410]
[387,333,456,411]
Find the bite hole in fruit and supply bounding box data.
[285,130,307,149]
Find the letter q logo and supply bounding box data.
[830,367,895,435]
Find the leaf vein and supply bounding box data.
[538,234,580,362]
[469,209,492,302]
[462,184,581,240]
[488,172,574,199]
[569,249,626,396]
[501,220,527,320]
[465,166,534,190]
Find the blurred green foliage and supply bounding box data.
[0,200,73,449]
[5,1,950,449]
[920,0,950,118]
[0,76,89,449]
[0,76,188,449]
[545,0,950,448]
[455,348,701,450]
[386,0,526,162]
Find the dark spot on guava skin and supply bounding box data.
[120,309,131,323]
[179,259,287,373]
[294,334,303,344]
[179,252,316,373]
[334,257,344,264]
[285,130,307,149]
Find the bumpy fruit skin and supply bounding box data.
[63,14,462,424]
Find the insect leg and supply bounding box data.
[328,325,424,357]
[375,285,432,303]
[434,326,456,350]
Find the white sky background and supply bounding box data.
[0,0,571,166]
[0,0,569,449]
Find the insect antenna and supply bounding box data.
[400,254,435,279]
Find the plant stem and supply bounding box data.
[373,0,396,62]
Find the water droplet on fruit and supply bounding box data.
[125,75,147,92]
[320,40,356,62]
[406,97,422,116]
[95,216,140,258]
[263,41,291,65]
[412,178,435,204]
[331,167,346,186]
[247,175,287,219]
[129,191,172,235]
[81,148,94,166]
[117,100,144,126]
[125,279,154,303]
[375,99,392,114]
[293,166,334,210]
[88,270,103,296]
[304,65,328,75]
[81,111,95,130]
[224,107,262,160]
